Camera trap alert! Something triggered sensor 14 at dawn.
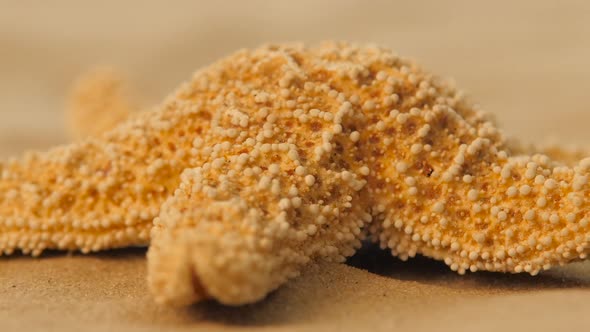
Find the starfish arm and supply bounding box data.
[147,46,372,306]
[67,67,139,139]
[0,139,153,255]
[341,63,590,275]
[284,42,590,276]
[370,102,590,275]
[148,163,367,306]
[0,99,211,256]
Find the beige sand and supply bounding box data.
[1,1,590,331]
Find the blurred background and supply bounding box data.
[1,0,590,158]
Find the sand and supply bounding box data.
[2,248,590,331]
[2,1,590,331]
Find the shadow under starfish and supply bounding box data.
[348,243,590,290]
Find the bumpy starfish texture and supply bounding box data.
[67,67,139,139]
[146,46,373,305]
[0,84,199,255]
[345,56,590,276]
[0,43,373,305]
[2,42,590,306]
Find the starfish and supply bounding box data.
[0,42,589,306]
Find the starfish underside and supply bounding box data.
[1,42,590,306]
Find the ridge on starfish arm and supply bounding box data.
[2,41,590,307]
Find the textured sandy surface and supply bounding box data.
[2,248,590,331]
[2,0,590,331]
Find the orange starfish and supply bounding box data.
[1,42,589,306]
